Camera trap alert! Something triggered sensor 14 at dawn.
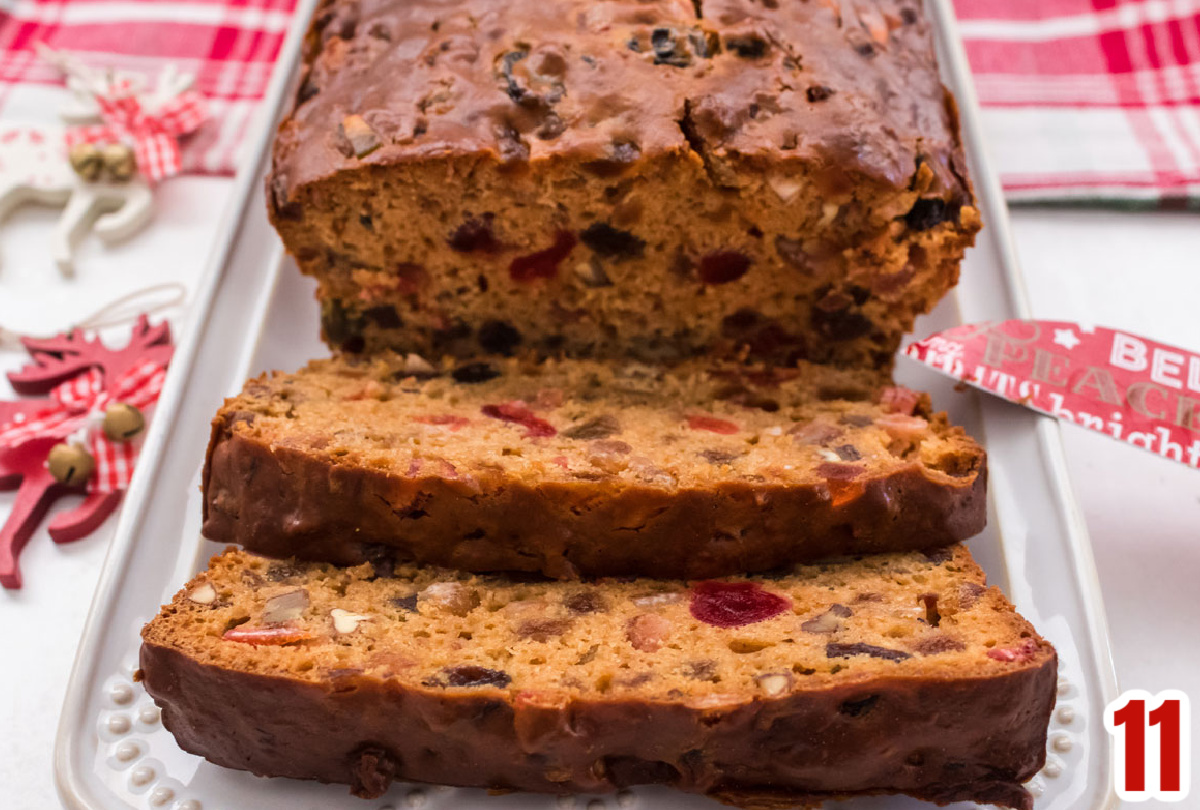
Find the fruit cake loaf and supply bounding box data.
[269,0,979,367]
[203,354,986,579]
[140,546,1055,809]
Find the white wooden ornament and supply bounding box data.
[0,126,152,277]
[0,47,200,278]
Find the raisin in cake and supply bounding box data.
[269,0,979,367]
[140,546,1054,809]
[203,355,986,579]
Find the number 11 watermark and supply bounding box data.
[1104,690,1191,801]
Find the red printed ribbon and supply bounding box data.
[64,79,208,182]
[0,360,167,492]
[904,321,1200,469]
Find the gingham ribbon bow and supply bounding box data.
[65,80,208,182]
[0,360,167,493]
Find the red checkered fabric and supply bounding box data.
[64,85,208,180]
[0,360,167,493]
[955,0,1200,203]
[0,0,1195,200]
[0,0,299,176]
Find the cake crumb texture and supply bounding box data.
[269,0,979,366]
[140,545,1055,808]
[203,354,987,578]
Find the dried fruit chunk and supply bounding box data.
[580,223,645,259]
[452,363,501,384]
[517,618,573,641]
[428,665,512,688]
[627,613,672,652]
[414,414,471,430]
[331,608,372,634]
[482,401,557,438]
[262,588,310,624]
[391,593,418,612]
[832,444,861,461]
[826,642,912,662]
[448,216,502,253]
[791,421,840,446]
[223,624,312,646]
[698,251,752,285]
[419,582,480,616]
[913,634,966,655]
[700,448,739,465]
[880,386,920,415]
[562,414,620,440]
[877,413,928,442]
[509,231,577,282]
[800,604,852,634]
[686,414,739,435]
[987,639,1039,663]
[478,320,523,355]
[683,660,719,681]
[815,463,866,506]
[690,581,790,628]
[337,114,381,158]
[564,590,607,614]
[958,582,986,609]
[905,197,961,231]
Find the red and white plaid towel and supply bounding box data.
[0,0,298,175]
[1,0,1195,202]
[956,0,1200,204]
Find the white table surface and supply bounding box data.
[1,176,1197,809]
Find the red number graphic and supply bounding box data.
[1113,698,1146,791]
[1104,690,1191,802]
[1149,699,1181,793]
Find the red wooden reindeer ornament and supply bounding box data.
[0,315,172,587]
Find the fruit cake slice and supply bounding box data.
[139,546,1055,809]
[270,0,978,368]
[203,354,986,580]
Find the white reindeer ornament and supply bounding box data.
[0,126,152,277]
[0,51,205,277]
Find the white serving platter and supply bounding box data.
[53,1,1119,808]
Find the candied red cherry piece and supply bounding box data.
[987,638,1040,663]
[509,231,577,282]
[481,401,557,438]
[880,385,920,415]
[686,414,739,435]
[222,624,312,646]
[690,581,790,628]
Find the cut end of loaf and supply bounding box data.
[212,355,982,493]
[144,546,1053,703]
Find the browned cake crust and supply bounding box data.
[268,0,979,367]
[139,547,1055,809]
[202,355,986,579]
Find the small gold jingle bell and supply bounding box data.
[103,402,146,441]
[68,143,104,182]
[101,143,137,183]
[47,442,95,487]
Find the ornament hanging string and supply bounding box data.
[0,282,187,351]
